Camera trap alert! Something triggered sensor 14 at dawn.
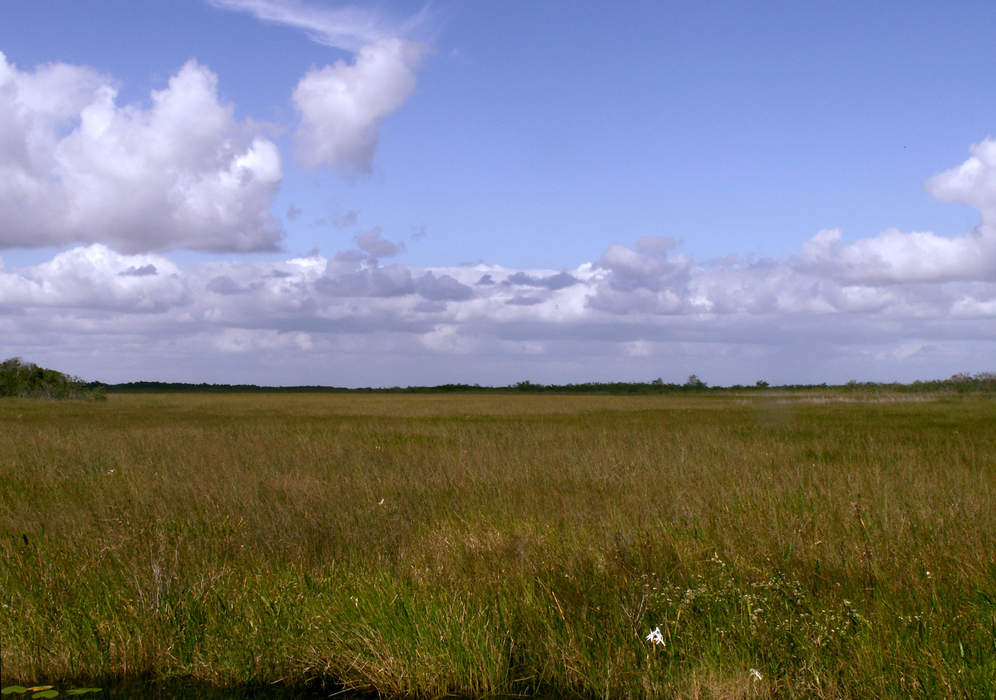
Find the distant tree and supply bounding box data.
[685,374,706,389]
[651,377,664,385]
[755,379,769,388]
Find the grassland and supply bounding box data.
[1,392,994,698]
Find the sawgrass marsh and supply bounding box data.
[1,392,994,697]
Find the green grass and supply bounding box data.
[1,393,994,697]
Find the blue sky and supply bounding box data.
[1,1,995,386]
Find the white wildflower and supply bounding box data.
[645,626,665,646]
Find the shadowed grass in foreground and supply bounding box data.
[1,393,994,697]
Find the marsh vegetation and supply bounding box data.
[0,392,993,697]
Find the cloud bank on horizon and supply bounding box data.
[1,1,995,386]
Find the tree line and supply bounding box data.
[4,357,995,398]
[89,373,996,395]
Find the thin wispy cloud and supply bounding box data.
[207,0,434,52]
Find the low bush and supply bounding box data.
[0,358,104,400]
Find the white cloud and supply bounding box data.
[207,0,433,53]
[293,38,426,173]
[318,263,414,298]
[926,138,996,228]
[791,138,996,286]
[585,237,693,315]
[1,239,994,385]
[0,53,283,253]
[3,127,996,385]
[0,244,187,312]
[799,226,995,284]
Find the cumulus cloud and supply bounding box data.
[354,226,404,259]
[327,226,406,267]
[0,53,283,253]
[119,264,157,277]
[4,129,996,385]
[1,236,994,386]
[317,264,415,298]
[593,236,689,291]
[504,271,580,290]
[207,275,256,295]
[926,138,996,227]
[586,236,693,315]
[415,271,473,301]
[333,249,367,264]
[791,139,996,286]
[292,38,426,173]
[799,226,995,284]
[0,244,187,312]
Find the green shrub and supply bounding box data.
[0,358,104,400]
